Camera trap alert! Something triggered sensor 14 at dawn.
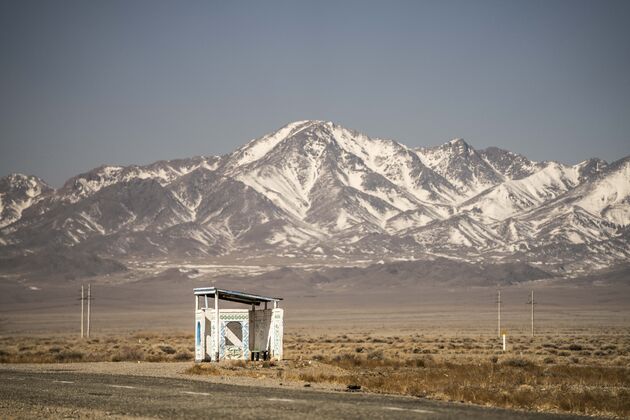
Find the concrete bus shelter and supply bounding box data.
[193,287,284,362]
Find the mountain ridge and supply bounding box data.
[1,120,628,276]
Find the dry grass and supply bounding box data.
[189,330,630,419]
[2,329,629,417]
[0,331,193,363]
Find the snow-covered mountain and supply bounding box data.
[1,120,628,274]
[0,174,52,229]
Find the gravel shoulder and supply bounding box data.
[0,361,340,391]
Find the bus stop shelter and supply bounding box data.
[193,287,284,362]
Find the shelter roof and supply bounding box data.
[193,287,282,306]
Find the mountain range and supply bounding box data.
[1,120,628,277]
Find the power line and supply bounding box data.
[87,284,91,338]
[496,288,501,338]
[81,285,84,338]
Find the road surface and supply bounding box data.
[0,367,588,419]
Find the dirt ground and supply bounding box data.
[1,269,629,418]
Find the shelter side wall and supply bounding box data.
[194,310,207,362]
[271,308,284,360]
[249,309,272,352]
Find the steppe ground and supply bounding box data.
[1,261,629,418]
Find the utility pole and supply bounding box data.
[81,285,84,338]
[87,284,91,338]
[497,288,501,338]
[527,290,536,337]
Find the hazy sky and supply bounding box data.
[1,0,629,186]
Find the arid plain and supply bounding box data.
[1,257,629,418]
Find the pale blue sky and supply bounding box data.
[1,0,629,186]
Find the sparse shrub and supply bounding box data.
[502,358,534,368]
[55,350,84,362]
[405,356,432,368]
[173,351,192,361]
[146,354,165,362]
[367,349,384,360]
[186,364,220,375]
[226,360,247,368]
[48,346,62,354]
[355,347,364,353]
[490,355,498,364]
[111,346,144,362]
[159,345,176,354]
[544,357,555,364]
[333,353,361,367]
[567,344,582,351]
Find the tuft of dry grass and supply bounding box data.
[0,331,193,363]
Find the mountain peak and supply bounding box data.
[1,173,50,190]
[444,138,474,155]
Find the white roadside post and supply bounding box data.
[502,333,507,352]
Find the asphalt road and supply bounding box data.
[0,368,587,419]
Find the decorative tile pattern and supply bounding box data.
[242,321,250,360]
[271,309,284,359]
[219,312,249,321]
[219,321,226,359]
[220,319,250,360]
[196,309,264,362]
[209,321,215,361]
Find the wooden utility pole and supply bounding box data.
[497,289,501,338]
[527,290,536,337]
[87,284,91,338]
[81,285,84,338]
[214,291,220,362]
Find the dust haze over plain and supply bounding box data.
[1,0,629,187]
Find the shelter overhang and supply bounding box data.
[193,287,282,306]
